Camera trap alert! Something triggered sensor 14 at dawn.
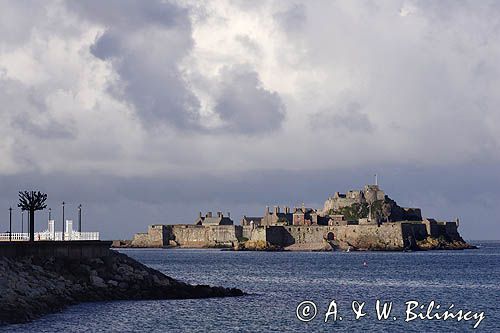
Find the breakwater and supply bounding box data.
[0,242,244,325]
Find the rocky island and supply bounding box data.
[123,184,475,251]
[0,242,244,325]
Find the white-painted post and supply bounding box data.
[66,220,73,240]
[48,220,54,240]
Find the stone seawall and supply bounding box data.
[0,246,244,324]
[0,241,112,258]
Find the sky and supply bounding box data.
[0,0,499,240]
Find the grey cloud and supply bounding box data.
[0,78,75,139]
[215,65,285,134]
[273,3,307,33]
[69,0,201,129]
[66,0,189,30]
[0,1,46,45]
[313,101,374,132]
[89,31,122,60]
[235,35,261,56]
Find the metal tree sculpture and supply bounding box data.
[18,191,47,242]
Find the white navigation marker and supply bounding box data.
[374,173,378,186]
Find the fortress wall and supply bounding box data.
[265,226,293,246]
[282,226,333,245]
[242,226,254,239]
[131,232,152,247]
[147,225,168,247]
[333,223,406,250]
[206,225,241,244]
[249,227,267,242]
[444,222,460,239]
[423,220,441,237]
[253,224,407,250]
[403,208,422,220]
[170,225,241,247]
[400,222,428,241]
[422,221,460,240]
[171,225,209,247]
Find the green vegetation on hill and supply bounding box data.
[327,195,423,222]
[329,202,369,220]
[328,199,386,221]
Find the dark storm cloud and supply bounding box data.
[68,0,201,129]
[215,65,286,134]
[66,1,288,134]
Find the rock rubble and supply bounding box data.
[0,251,244,325]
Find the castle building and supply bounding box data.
[260,206,292,226]
[241,216,263,227]
[322,184,385,213]
[195,211,234,226]
[129,184,469,251]
[292,206,318,225]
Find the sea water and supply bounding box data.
[6,241,500,332]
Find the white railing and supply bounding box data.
[0,233,30,241]
[0,231,99,241]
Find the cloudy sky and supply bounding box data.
[0,0,499,240]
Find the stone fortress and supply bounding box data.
[129,183,472,251]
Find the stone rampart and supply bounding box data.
[250,224,407,250]
[129,220,465,251]
[0,241,112,259]
[329,223,405,250]
[166,225,242,247]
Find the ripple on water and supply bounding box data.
[5,243,500,333]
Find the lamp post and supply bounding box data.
[48,207,51,221]
[9,207,12,242]
[21,211,24,234]
[78,204,82,233]
[62,201,65,241]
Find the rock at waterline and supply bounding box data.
[0,251,245,325]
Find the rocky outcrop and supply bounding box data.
[234,240,283,251]
[0,251,244,325]
[416,236,476,250]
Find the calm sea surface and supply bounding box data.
[6,241,500,332]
